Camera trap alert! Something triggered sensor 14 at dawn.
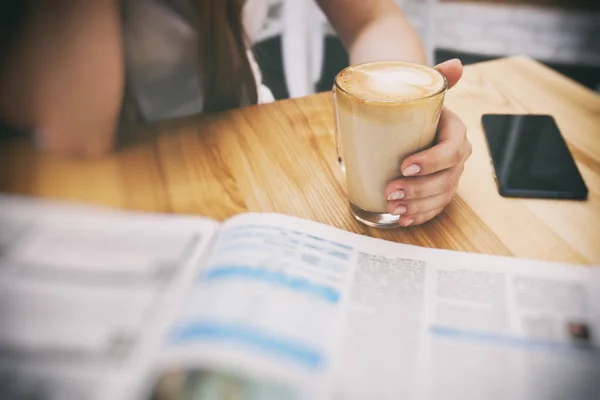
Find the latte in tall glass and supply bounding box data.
[333,61,447,228]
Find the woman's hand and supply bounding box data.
[385,59,471,226]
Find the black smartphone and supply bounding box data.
[481,114,588,200]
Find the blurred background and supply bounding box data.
[0,0,598,103]
[252,0,600,99]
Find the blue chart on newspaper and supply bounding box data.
[161,221,355,396]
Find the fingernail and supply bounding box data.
[387,190,405,201]
[403,164,421,176]
[392,206,407,216]
[403,219,414,227]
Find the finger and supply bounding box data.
[435,58,463,89]
[397,206,446,227]
[400,109,468,176]
[386,164,463,201]
[387,186,456,217]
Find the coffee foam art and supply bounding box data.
[336,62,446,102]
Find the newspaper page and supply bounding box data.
[0,196,219,400]
[329,229,600,400]
[2,198,598,400]
[150,213,359,400]
[151,212,599,400]
[420,252,600,400]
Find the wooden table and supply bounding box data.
[1,56,599,265]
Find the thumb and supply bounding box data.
[435,58,463,89]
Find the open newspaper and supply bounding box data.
[0,195,599,400]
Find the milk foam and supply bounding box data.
[336,62,445,101]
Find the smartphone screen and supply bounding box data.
[481,114,588,200]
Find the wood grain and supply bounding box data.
[1,56,599,265]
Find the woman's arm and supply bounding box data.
[316,0,427,65]
[317,0,472,227]
[0,0,124,157]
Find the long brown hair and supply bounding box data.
[192,0,258,113]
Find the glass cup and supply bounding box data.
[333,61,448,228]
